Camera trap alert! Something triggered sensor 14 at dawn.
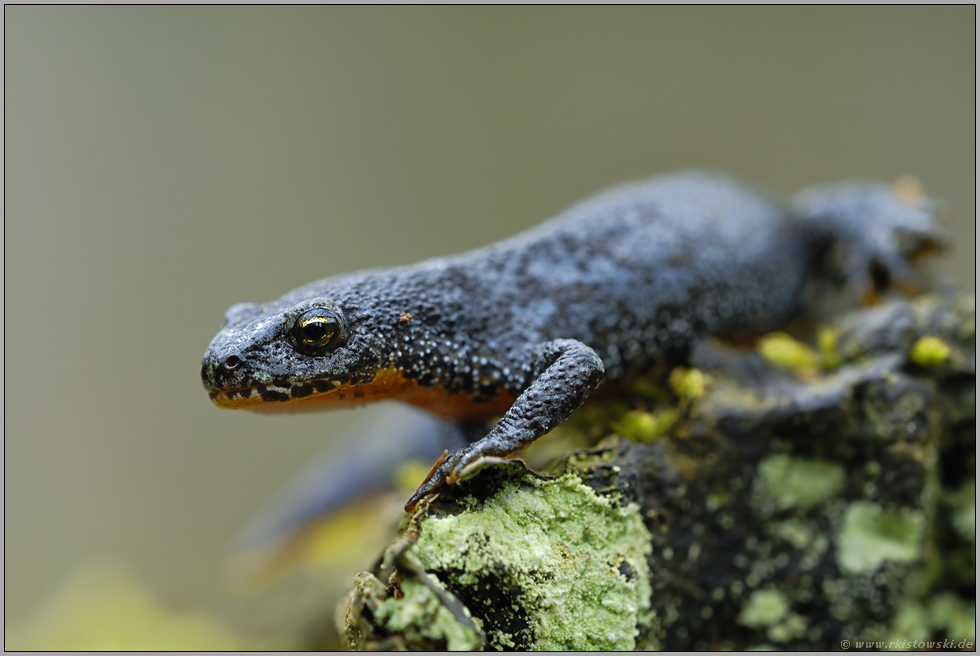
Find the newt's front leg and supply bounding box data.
[405,339,605,511]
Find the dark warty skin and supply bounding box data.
[201,170,944,510]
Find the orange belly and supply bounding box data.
[213,366,517,423]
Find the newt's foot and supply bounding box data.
[405,442,499,512]
[404,448,467,512]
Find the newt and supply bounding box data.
[201,171,944,512]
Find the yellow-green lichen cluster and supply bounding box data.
[757,331,821,374]
[909,335,951,367]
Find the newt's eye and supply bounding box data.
[291,308,346,356]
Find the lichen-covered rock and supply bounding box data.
[340,291,975,651]
[341,462,653,650]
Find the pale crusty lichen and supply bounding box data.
[754,455,845,511]
[738,589,809,644]
[372,573,483,650]
[837,502,926,574]
[947,480,976,541]
[345,465,653,650]
[890,593,977,646]
[738,588,789,627]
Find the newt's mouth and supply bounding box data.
[207,365,517,422]
[208,366,415,413]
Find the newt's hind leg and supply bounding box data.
[405,339,605,511]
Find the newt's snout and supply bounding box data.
[200,350,296,408]
[200,351,245,399]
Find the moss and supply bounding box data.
[756,455,845,511]
[614,408,678,443]
[837,502,925,574]
[757,331,820,373]
[669,367,708,403]
[909,335,951,367]
[817,327,844,369]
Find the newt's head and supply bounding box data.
[201,294,399,413]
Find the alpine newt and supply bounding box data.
[201,171,944,511]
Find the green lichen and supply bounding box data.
[737,589,810,645]
[767,612,809,644]
[756,455,845,511]
[774,520,813,551]
[928,593,976,642]
[738,589,789,627]
[890,601,932,642]
[838,502,925,574]
[890,594,976,645]
[947,480,975,542]
[909,336,951,367]
[374,575,482,651]
[409,469,653,650]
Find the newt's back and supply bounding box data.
[431,172,812,381]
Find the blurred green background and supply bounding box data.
[5,5,974,634]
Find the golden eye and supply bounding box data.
[291,308,346,356]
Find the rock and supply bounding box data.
[340,291,975,650]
